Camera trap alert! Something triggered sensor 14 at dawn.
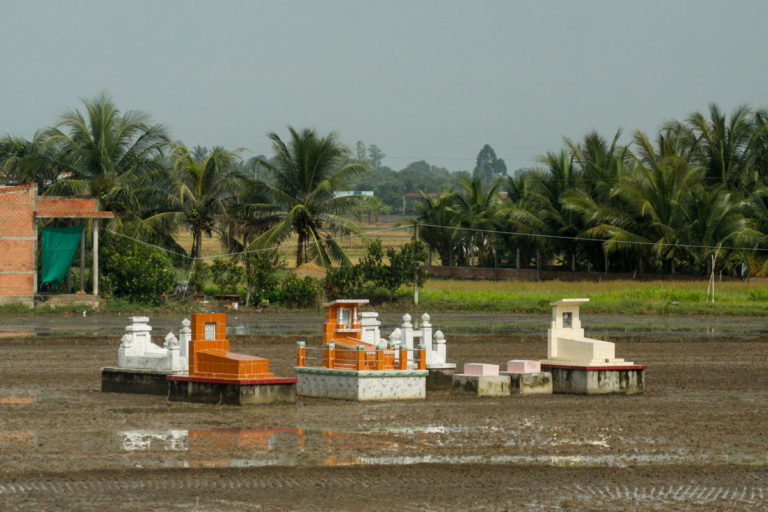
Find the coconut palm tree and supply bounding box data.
[592,134,703,273]
[516,150,583,269]
[250,127,369,267]
[452,177,504,266]
[562,130,630,271]
[142,143,246,260]
[668,103,759,193]
[415,189,461,266]
[0,131,63,191]
[45,93,169,219]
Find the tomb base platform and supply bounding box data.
[426,364,456,391]
[500,371,553,395]
[167,376,297,405]
[541,363,646,395]
[101,367,177,396]
[295,368,427,401]
[452,374,510,397]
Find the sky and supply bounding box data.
[3,0,768,173]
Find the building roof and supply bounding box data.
[323,299,370,307]
[550,298,590,307]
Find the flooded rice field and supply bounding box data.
[0,313,767,510]
[1,310,767,338]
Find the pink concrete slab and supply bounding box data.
[507,360,540,373]
[463,363,499,376]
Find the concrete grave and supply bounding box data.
[540,298,646,394]
[295,300,428,400]
[103,314,297,403]
[117,316,189,373]
[499,360,552,395]
[168,313,297,405]
[395,312,457,390]
[102,317,191,395]
[452,363,510,397]
[506,360,541,374]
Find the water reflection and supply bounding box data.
[1,425,760,470]
[0,395,36,405]
[121,429,188,451]
[119,428,302,453]
[0,431,35,448]
[111,425,689,469]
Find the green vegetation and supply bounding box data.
[100,230,175,304]
[417,279,768,315]
[325,240,428,303]
[417,106,768,278]
[6,94,768,310]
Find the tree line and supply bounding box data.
[0,93,373,270]
[4,94,768,283]
[417,104,768,277]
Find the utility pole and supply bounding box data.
[413,223,419,305]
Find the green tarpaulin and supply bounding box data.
[41,226,84,286]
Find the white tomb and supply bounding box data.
[540,299,632,367]
[117,317,191,373]
[360,311,383,347]
[394,313,455,370]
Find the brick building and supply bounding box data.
[0,184,114,306]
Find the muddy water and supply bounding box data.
[0,310,764,338]
[1,334,767,511]
[0,425,713,470]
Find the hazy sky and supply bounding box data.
[3,0,768,172]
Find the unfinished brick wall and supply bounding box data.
[0,185,36,303]
[37,197,112,219]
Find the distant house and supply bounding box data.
[333,190,374,198]
[0,184,113,306]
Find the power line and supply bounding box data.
[106,224,412,262]
[417,223,768,253]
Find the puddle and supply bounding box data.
[100,425,764,470]
[119,428,301,452]
[0,395,36,405]
[0,332,33,339]
[0,431,35,448]
[0,424,760,471]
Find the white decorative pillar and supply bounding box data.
[434,330,447,366]
[179,318,191,360]
[401,313,414,363]
[421,313,433,365]
[164,332,182,371]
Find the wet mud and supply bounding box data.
[1,329,767,510]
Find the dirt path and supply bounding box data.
[1,332,767,510]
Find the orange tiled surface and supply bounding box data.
[322,303,363,345]
[315,301,403,371]
[189,313,274,380]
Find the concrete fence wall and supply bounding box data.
[425,265,735,282]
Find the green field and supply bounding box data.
[414,278,768,315]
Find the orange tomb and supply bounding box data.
[188,313,274,380]
[295,299,425,372]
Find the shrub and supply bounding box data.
[324,263,363,299]
[280,274,322,308]
[210,257,245,296]
[188,260,211,294]
[101,231,175,304]
[352,240,427,300]
[243,250,283,306]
